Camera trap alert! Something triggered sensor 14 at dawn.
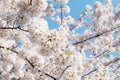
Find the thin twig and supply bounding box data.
[18,27,29,32]
[60,5,63,25]
[114,64,120,72]
[95,50,109,58]
[44,73,57,80]
[0,46,19,54]
[38,69,57,80]
[0,27,29,32]
[104,57,120,66]
[25,58,34,68]
[81,68,97,78]
[57,65,70,80]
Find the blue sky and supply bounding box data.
[69,0,120,19]
[46,0,120,30]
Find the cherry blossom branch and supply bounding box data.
[0,27,29,32]
[40,65,70,80]
[114,64,120,72]
[29,0,33,5]
[81,68,97,79]
[70,23,78,31]
[44,73,57,80]
[0,45,19,54]
[0,45,57,80]
[95,50,109,58]
[57,65,71,80]
[70,9,89,31]
[81,57,120,78]
[49,66,60,74]
[73,26,119,45]
[60,5,63,25]
[38,70,57,80]
[70,17,82,31]
[70,9,119,31]
[117,64,120,69]
[26,62,57,80]
[0,46,34,69]
[104,57,120,66]
[80,51,108,78]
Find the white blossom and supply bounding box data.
[0,0,120,80]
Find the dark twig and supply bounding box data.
[0,27,29,32]
[104,57,120,66]
[18,27,29,32]
[73,26,119,45]
[81,68,97,78]
[25,58,34,68]
[81,57,120,79]
[38,69,57,80]
[0,45,35,69]
[29,0,33,5]
[57,65,70,80]
[45,73,57,80]
[114,64,120,72]
[27,59,57,80]
[60,5,63,25]
[0,46,19,54]
[95,50,109,58]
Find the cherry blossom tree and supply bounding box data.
[0,0,120,80]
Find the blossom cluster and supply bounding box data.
[0,0,120,80]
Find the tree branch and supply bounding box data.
[38,70,57,80]
[81,68,97,78]
[60,5,63,25]
[0,45,19,54]
[25,58,35,68]
[104,57,120,66]
[0,45,35,69]
[0,27,29,32]
[45,73,57,80]
[57,65,70,80]
[114,64,120,72]
[81,57,120,79]
[95,50,109,58]
[73,26,119,45]
[29,0,33,5]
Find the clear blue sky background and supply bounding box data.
[46,0,120,57]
